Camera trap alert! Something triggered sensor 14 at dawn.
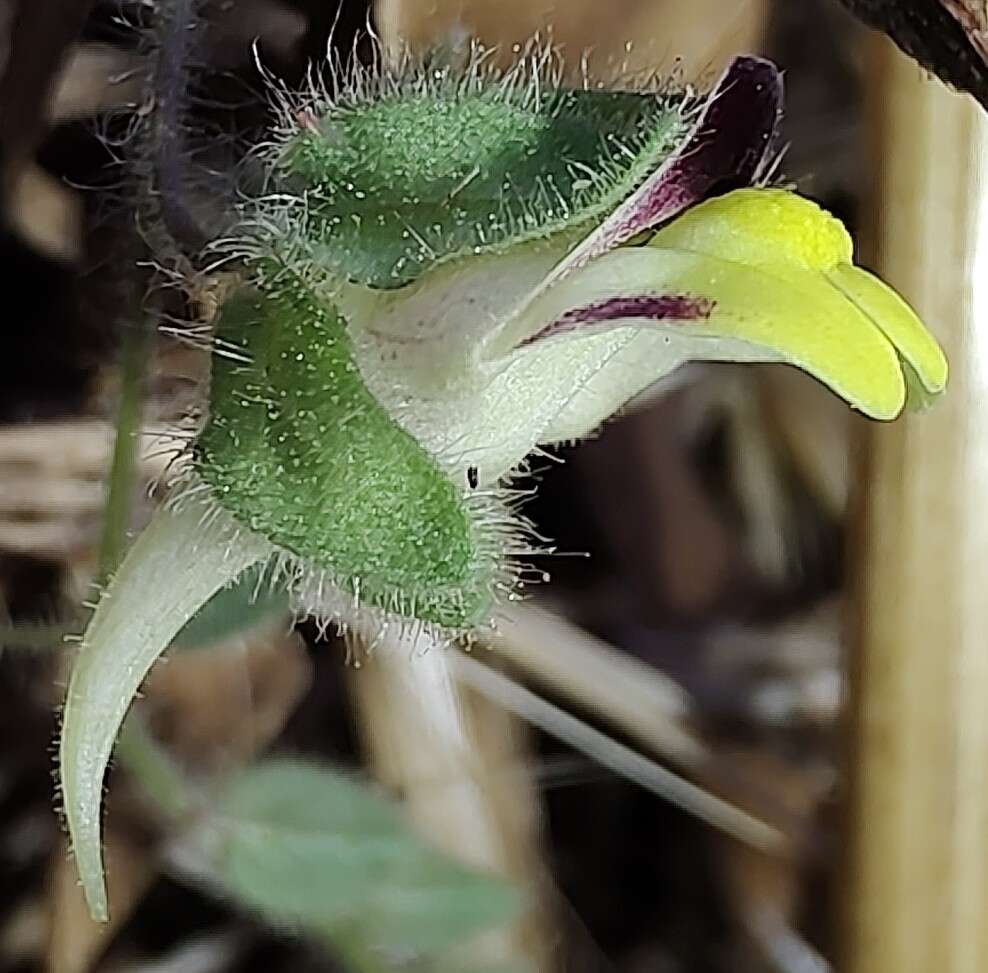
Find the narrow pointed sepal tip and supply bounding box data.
[58,500,268,921]
[79,856,109,923]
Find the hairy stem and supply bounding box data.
[152,0,207,252]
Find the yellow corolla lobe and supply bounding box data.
[651,188,853,272]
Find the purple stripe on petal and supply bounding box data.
[543,56,783,286]
[522,294,715,347]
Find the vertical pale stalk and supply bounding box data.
[96,314,155,584]
[844,36,988,973]
[348,630,548,969]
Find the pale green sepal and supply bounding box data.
[59,498,271,921]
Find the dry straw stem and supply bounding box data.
[46,827,154,973]
[843,34,988,973]
[348,627,549,970]
[486,602,706,768]
[478,606,801,852]
[50,43,145,121]
[375,0,769,82]
[7,164,83,261]
[0,420,182,557]
[14,43,141,260]
[454,648,785,855]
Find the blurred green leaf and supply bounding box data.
[170,563,288,650]
[207,758,522,966]
[0,564,286,655]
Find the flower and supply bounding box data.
[60,53,946,921]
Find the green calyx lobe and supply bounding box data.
[195,274,498,628]
[195,78,690,624]
[281,86,686,287]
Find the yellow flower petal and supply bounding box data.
[649,188,853,272]
[828,263,948,399]
[351,188,947,483]
[514,245,908,419]
[649,188,948,408]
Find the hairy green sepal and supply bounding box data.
[195,275,498,628]
[283,87,686,287]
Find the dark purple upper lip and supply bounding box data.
[516,56,782,352]
[542,56,784,287]
[636,56,784,226]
